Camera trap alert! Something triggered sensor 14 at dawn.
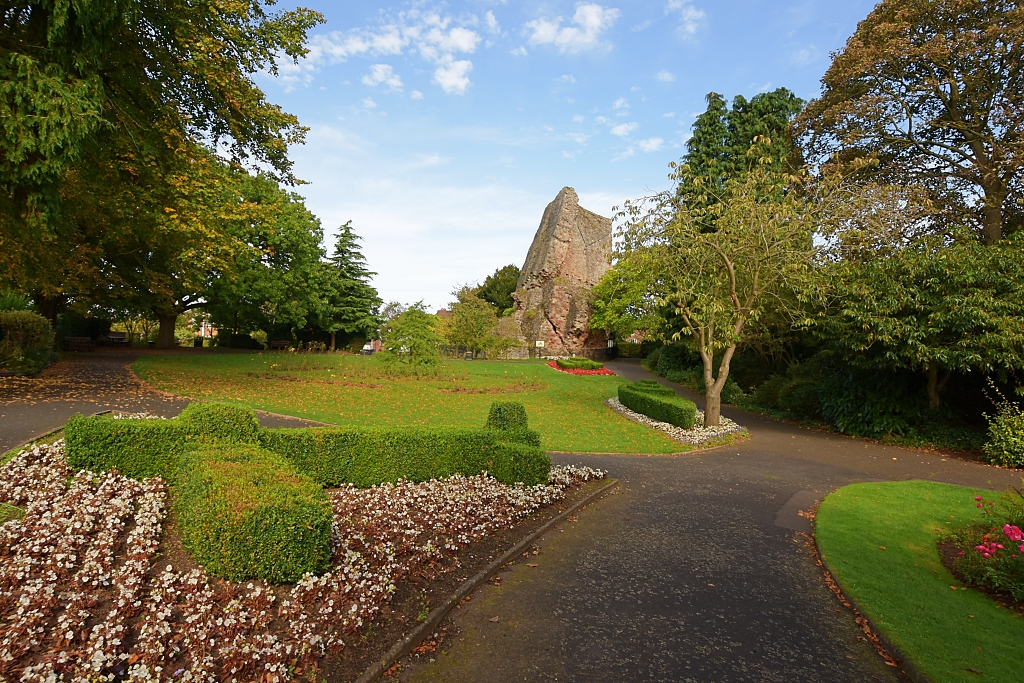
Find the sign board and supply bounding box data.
[535,340,545,348]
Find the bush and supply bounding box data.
[617,341,642,358]
[215,331,265,349]
[178,402,261,443]
[65,414,188,481]
[752,374,787,409]
[983,399,1024,467]
[628,379,676,396]
[642,346,663,372]
[655,342,700,377]
[0,290,30,311]
[486,401,529,430]
[0,310,55,375]
[175,443,333,583]
[618,381,697,429]
[556,357,604,370]
[260,425,550,487]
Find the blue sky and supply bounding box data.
[258,0,878,310]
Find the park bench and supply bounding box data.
[106,332,128,345]
[269,340,290,350]
[64,337,96,352]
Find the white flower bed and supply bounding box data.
[606,396,746,446]
[0,440,604,681]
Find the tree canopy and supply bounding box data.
[476,264,520,314]
[318,221,381,350]
[795,0,1024,244]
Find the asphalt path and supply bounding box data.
[398,359,1022,683]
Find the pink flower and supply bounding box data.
[975,496,983,501]
[978,503,983,508]
[984,552,991,558]
[1003,524,1024,542]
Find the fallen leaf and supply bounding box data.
[527,563,538,567]
[966,668,982,675]
[879,546,886,550]
[489,616,499,622]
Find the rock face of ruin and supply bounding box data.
[512,187,612,357]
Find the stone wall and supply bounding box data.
[512,187,612,357]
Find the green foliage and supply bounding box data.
[215,332,265,349]
[0,290,30,311]
[178,402,262,444]
[65,414,188,481]
[317,220,381,347]
[618,382,697,429]
[381,304,443,365]
[259,424,550,488]
[556,358,604,370]
[175,443,332,583]
[441,287,499,355]
[616,341,642,358]
[983,394,1024,468]
[0,310,54,375]
[477,264,521,314]
[485,402,529,430]
[0,502,25,525]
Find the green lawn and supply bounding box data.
[817,481,1024,683]
[133,353,684,454]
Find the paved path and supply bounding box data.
[399,360,1022,683]
[0,351,322,452]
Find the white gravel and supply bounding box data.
[605,396,747,446]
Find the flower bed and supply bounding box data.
[944,490,1024,604]
[0,439,604,681]
[605,396,746,446]
[546,360,616,376]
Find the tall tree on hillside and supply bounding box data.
[476,264,521,314]
[677,89,804,229]
[318,221,381,351]
[440,286,498,356]
[795,0,1024,244]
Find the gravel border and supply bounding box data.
[605,397,747,446]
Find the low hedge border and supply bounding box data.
[64,400,551,583]
[556,357,604,370]
[618,381,698,429]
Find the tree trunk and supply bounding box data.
[33,294,62,328]
[704,388,722,428]
[330,332,336,352]
[926,361,952,410]
[155,313,178,349]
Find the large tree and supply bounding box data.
[795,0,1024,244]
[318,221,381,351]
[476,264,520,314]
[440,286,499,356]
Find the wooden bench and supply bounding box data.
[269,340,290,350]
[65,336,95,352]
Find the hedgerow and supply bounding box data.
[618,381,697,429]
[175,443,333,583]
[65,414,187,481]
[556,357,604,370]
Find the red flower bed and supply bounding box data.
[546,360,616,376]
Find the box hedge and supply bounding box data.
[177,401,261,443]
[0,310,55,375]
[618,381,698,429]
[556,357,604,370]
[174,443,333,583]
[65,414,188,481]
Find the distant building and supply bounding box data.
[436,308,453,319]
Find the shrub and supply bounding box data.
[65,414,188,481]
[752,374,787,409]
[486,401,529,430]
[0,290,30,311]
[556,357,604,370]
[175,443,333,583]
[259,425,550,487]
[618,382,697,429]
[215,331,265,349]
[617,341,642,358]
[655,342,700,377]
[983,398,1024,467]
[642,346,663,372]
[0,310,55,375]
[178,402,261,443]
[629,379,676,396]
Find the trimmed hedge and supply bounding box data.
[175,443,333,583]
[556,357,604,370]
[178,401,261,443]
[65,414,188,481]
[486,401,528,430]
[259,425,549,487]
[618,381,698,429]
[0,310,55,375]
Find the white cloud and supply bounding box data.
[610,122,638,137]
[558,74,577,83]
[663,111,676,118]
[510,45,528,57]
[277,9,481,94]
[655,70,675,82]
[631,19,653,32]
[525,3,620,54]
[572,114,585,123]
[567,132,590,144]
[790,44,819,66]
[485,11,500,33]
[411,90,424,100]
[612,147,636,161]
[433,57,473,95]
[595,115,611,124]
[665,0,705,37]
[638,137,664,152]
[361,97,378,109]
[362,64,403,90]
[613,97,629,111]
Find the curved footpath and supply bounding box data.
[396,360,1022,683]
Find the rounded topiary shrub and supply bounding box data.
[0,310,55,375]
[983,403,1024,468]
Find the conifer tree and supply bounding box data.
[319,222,381,351]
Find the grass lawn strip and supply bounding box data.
[816,481,1024,683]
[132,354,682,454]
[605,396,747,446]
[0,438,605,681]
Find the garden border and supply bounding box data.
[354,477,620,683]
[811,534,931,683]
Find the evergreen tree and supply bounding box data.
[476,264,521,314]
[319,221,381,351]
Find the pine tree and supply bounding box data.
[319,221,381,351]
